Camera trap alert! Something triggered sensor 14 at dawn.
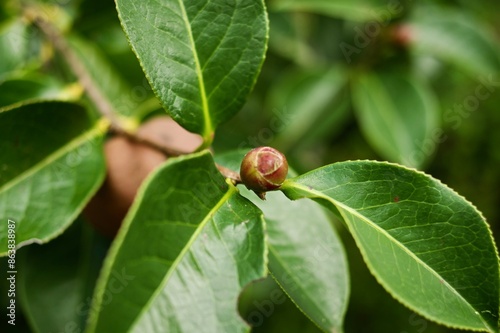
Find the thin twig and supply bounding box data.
[216,165,242,185]
[111,125,242,183]
[107,125,187,157]
[27,7,242,185]
[28,9,121,127]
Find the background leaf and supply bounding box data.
[281,160,500,332]
[351,70,440,169]
[268,66,350,151]
[217,150,350,333]
[86,151,266,333]
[0,101,106,255]
[18,219,110,333]
[269,0,391,22]
[115,0,269,141]
[267,12,318,67]
[68,35,152,121]
[0,74,73,108]
[409,6,500,77]
[0,19,33,79]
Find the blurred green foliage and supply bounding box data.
[0,0,499,332]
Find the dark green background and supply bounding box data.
[1,0,499,332]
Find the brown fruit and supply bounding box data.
[83,116,203,237]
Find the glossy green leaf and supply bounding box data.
[270,0,391,22]
[268,66,350,151]
[281,160,500,332]
[0,101,106,255]
[409,6,500,77]
[18,219,109,333]
[351,70,439,169]
[217,150,349,332]
[86,151,266,333]
[116,0,269,142]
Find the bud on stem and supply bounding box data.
[240,147,288,198]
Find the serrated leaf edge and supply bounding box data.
[0,116,107,256]
[86,151,263,333]
[281,159,500,332]
[128,182,238,331]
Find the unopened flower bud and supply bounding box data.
[240,147,288,193]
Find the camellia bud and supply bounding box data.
[240,147,288,195]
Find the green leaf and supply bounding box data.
[86,151,266,333]
[409,6,500,77]
[217,150,349,332]
[351,70,440,169]
[281,160,500,332]
[264,194,349,332]
[0,101,106,255]
[18,219,109,333]
[270,0,391,22]
[268,66,350,151]
[0,19,31,79]
[115,0,269,143]
[267,12,319,67]
[0,74,67,108]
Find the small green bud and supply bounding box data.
[240,147,288,194]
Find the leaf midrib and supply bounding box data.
[0,119,107,194]
[128,182,237,332]
[285,181,493,331]
[177,0,212,141]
